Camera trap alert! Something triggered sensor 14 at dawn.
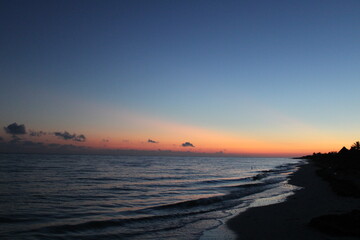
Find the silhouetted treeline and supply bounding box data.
[299,141,360,197]
[300,142,360,237]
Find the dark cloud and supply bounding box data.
[182,142,195,147]
[148,139,158,144]
[54,131,86,142]
[0,137,3,141]
[54,131,74,140]
[74,134,86,142]
[29,130,47,137]
[102,139,109,142]
[4,123,26,135]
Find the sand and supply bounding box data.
[226,160,360,240]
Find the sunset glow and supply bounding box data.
[1,0,359,156]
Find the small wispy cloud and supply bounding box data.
[74,134,86,142]
[182,142,195,147]
[148,139,158,144]
[29,130,47,137]
[54,131,86,142]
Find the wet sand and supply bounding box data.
[227,160,360,240]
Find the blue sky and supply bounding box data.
[1,0,360,155]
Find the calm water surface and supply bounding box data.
[0,154,301,239]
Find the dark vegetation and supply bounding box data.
[299,141,360,237]
[309,210,360,237]
[300,141,360,197]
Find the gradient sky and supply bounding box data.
[1,0,360,156]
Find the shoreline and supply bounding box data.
[226,160,360,239]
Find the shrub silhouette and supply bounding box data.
[351,141,360,151]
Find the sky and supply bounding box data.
[1,0,360,156]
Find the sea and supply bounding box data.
[0,154,303,240]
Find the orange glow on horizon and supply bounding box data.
[22,101,353,157]
[83,119,347,157]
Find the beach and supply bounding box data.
[227,160,360,240]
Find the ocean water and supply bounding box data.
[0,154,302,240]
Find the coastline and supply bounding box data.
[226,160,360,239]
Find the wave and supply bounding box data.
[32,163,299,234]
[197,176,254,185]
[28,208,215,235]
[153,189,262,211]
[25,182,269,236]
[4,156,301,240]
[0,217,32,223]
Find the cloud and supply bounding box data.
[29,130,47,137]
[182,142,195,147]
[54,131,86,142]
[102,139,109,142]
[0,137,3,141]
[74,134,86,142]
[54,131,74,140]
[4,123,26,135]
[148,139,158,144]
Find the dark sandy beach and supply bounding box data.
[227,160,360,240]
